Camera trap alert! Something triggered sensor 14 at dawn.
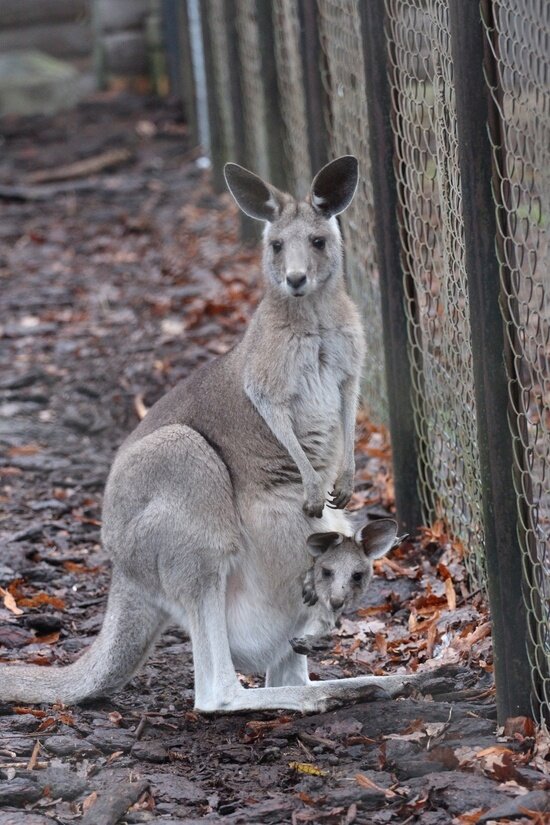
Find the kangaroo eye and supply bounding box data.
[351,571,363,583]
[312,236,326,250]
[271,240,283,254]
[321,567,333,579]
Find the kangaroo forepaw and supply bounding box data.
[303,499,325,518]
[303,475,326,518]
[328,471,354,509]
[290,634,333,656]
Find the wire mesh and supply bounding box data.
[317,0,388,426]
[235,0,270,181]
[385,0,486,588]
[271,0,312,198]
[482,0,550,722]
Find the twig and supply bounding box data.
[134,716,148,740]
[25,148,132,184]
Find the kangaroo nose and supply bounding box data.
[286,272,307,290]
[330,596,344,610]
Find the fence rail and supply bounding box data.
[172,0,550,724]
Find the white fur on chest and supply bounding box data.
[291,329,352,424]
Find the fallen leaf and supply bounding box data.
[62,561,101,574]
[504,716,536,739]
[445,577,457,610]
[82,791,98,812]
[355,773,396,798]
[289,762,328,776]
[7,444,41,457]
[27,740,40,770]
[0,587,23,616]
[36,718,56,732]
[18,593,65,610]
[244,716,293,742]
[29,631,60,645]
[13,707,47,718]
[134,394,149,420]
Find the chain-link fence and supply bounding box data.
[482,0,550,720]
[385,0,486,587]
[174,0,550,723]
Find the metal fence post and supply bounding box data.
[255,0,290,192]
[198,0,228,192]
[358,0,422,535]
[448,0,532,720]
[161,0,199,146]
[298,0,328,175]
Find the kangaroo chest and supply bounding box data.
[290,328,356,443]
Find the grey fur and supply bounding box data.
[291,519,407,655]
[0,158,422,713]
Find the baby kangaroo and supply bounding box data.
[0,157,438,713]
[291,519,407,655]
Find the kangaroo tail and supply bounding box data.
[0,570,167,705]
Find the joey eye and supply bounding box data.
[311,236,326,251]
[271,240,283,254]
[351,571,363,584]
[321,567,333,579]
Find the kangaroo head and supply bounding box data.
[305,519,404,613]
[224,157,358,298]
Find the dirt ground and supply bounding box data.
[0,95,548,825]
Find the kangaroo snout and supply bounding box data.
[330,596,345,610]
[286,271,308,295]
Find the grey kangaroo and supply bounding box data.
[290,519,408,655]
[0,157,431,712]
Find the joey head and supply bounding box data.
[290,519,408,655]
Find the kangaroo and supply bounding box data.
[290,519,408,655]
[0,157,432,713]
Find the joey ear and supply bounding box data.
[354,518,404,560]
[306,531,342,557]
[224,163,287,222]
[310,155,359,217]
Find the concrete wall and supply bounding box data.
[0,0,154,80]
[0,1,93,62]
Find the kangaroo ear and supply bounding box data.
[354,518,404,560]
[306,531,343,557]
[310,155,359,217]
[224,163,287,222]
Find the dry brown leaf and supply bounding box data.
[445,577,457,610]
[531,723,550,775]
[36,718,56,732]
[106,750,124,764]
[355,773,396,798]
[243,716,293,742]
[0,587,23,616]
[82,791,98,813]
[62,561,101,574]
[504,716,536,739]
[18,593,65,610]
[7,444,41,457]
[29,631,60,646]
[13,707,47,718]
[452,809,486,824]
[27,740,40,771]
[134,394,149,420]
